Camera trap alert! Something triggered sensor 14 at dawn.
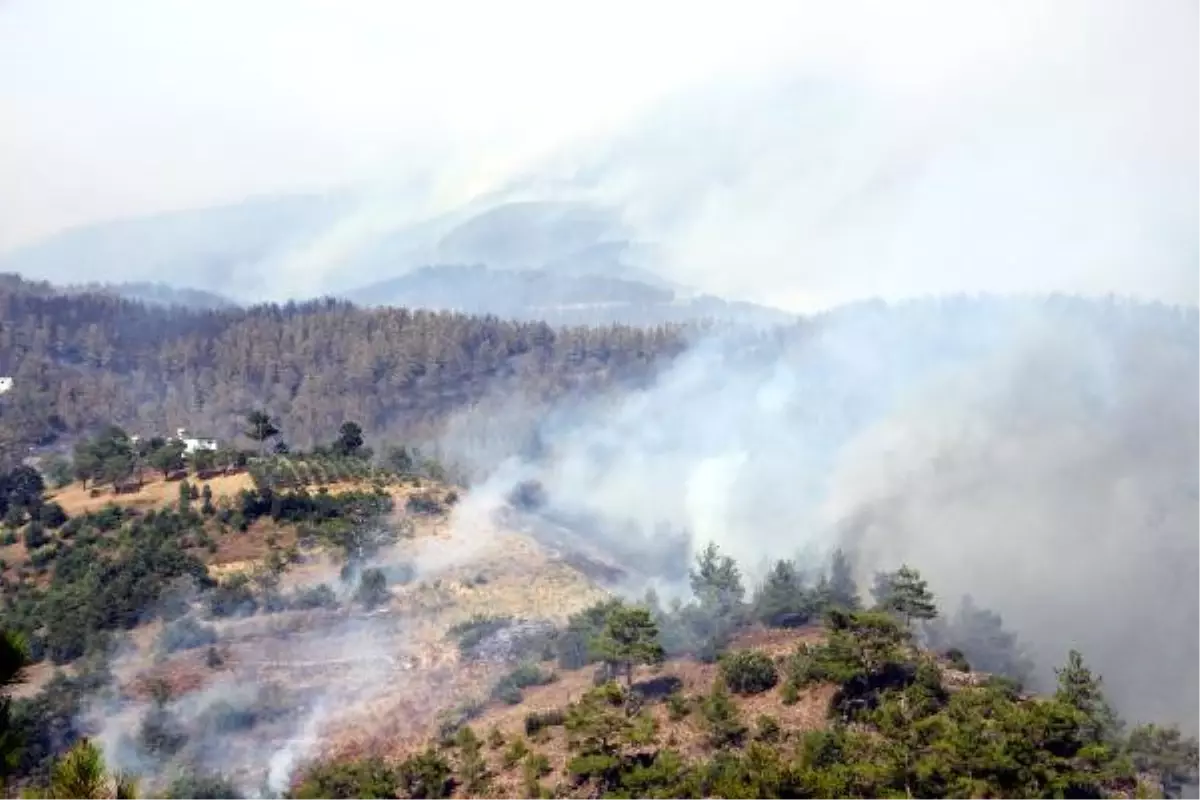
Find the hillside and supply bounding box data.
[345,265,794,328]
[0,273,686,462]
[0,415,1197,798]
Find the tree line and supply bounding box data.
[0,274,687,467]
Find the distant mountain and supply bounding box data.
[344,264,795,327]
[0,190,792,325]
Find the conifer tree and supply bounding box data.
[874,565,938,626]
[827,548,861,610]
[591,604,664,687]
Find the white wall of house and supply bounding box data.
[175,428,218,454]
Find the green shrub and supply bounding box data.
[502,738,530,769]
[700,679,747,748]
[944,647,971,672]
[448,614,514,656]
[38,503,68,530]
[667,691,691,721]
[492,662,557,705]
[755,714,781,743]
[293,757,398,799]
[487,726,505,749]
[525,752,551,778]
[158,617,218,654]
[22,522,48,551]
[719,649,779,695]
[164,768,239,799]
[524,709,566,737]
[395,748,454,799]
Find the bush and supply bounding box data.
[405,493,443,516]
[492,662,557,705]
[701,679,747,748]
[944,647,971,672]
[396,749,454,799]
[22,522,48,551]
[502,738,530,769]
[355,568,389,609]
[524,709,566,737]
[291,583,338,610]
[207,574,258,618]
[755,714,781,743]
[293,757,398,799]
[165,768,239,799]
[448,614,514,656]
[667,691,691,721]
[38,503,68,529]
[719,649,779,695]
[158,617,218,654]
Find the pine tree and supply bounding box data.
[591,604,665,687]
[690,543,745,615]
[244,410,280,457]
[753,559,814,628]
[874,565,937,626]
[1055,649,1123,745]
[827,548,861,610]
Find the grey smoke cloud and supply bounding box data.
[1,1,1194,310]
[455,297,1198,729]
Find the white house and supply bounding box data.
[175,427,218,454]
[0,377,12,395]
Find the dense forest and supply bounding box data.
[0,274,687,465]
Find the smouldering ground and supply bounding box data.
[98,495,617,789]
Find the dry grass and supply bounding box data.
[49,472,256,516]
[317,624,832,799]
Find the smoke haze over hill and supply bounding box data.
[0,1,1196,793]
[1,1,1195,310]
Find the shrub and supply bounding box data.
[207,574,258,618]
[165,768,239,799]
[524,709,566,737]
[396,749,454,799]
[158,617,218,654]
[719,649,779,695]
[291,583,338,610]
[293,757,398,799]
[944,647,971,672]
[493,682,523,705]
[38,503,68,529]
[700,679,747,748]
[22,522,48,551]
[502,738,530,769]
[405,493,443,516]
[204,646,224,669]
[525,753,551,778]
[487,726,505,749]
[448,614,514,656]
[492,663,557,705]
[435,698,486,743]
[667,691,691,721]
[755,714,781,743]
[355,568,389,609]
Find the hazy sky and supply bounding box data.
[0,0,803,249]
[0,0,1196,307]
